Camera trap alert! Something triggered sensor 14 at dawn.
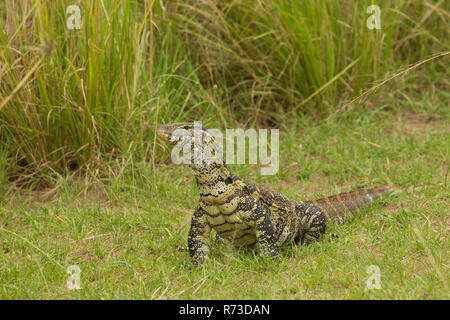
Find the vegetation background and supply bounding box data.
[0,0,448,299]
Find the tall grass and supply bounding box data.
[173,0,448,118]
[0,0,448,184]
[0,0,208,184]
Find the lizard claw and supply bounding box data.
[259,244,279,258]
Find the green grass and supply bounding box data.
[0,0,449,299]
[0,0,448,178]
[1,87,448,298]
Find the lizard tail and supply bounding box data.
[304,186,393,224]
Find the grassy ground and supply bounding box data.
[0,0,449,299]
[1,84,448,299]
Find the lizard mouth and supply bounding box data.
[156,127,170,142]
[157,122,194,145]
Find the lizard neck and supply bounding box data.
[190,163,234,203]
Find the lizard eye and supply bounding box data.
[183,125,190,130]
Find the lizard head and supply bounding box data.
[156,121,230,184]
[156,122,202,146]
[156,121,221,162]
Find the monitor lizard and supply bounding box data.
[156,122,392,265]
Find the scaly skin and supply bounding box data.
[157,122,392,265]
